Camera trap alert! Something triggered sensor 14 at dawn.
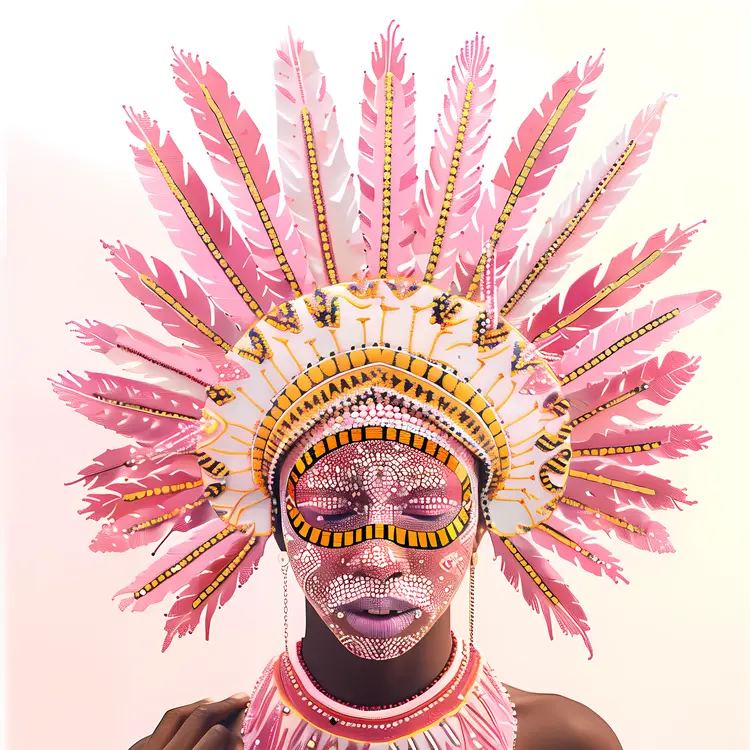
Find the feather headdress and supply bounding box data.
[54,26,718,655]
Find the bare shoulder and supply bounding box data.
[505,685,622,750]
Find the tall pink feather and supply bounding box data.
[567,459,691,511]
[162,533,268,650]
[126,109,268,328]
[106,240,240,363]
[529,518,627,583]
[567,350,701,441]
[359,22,418,277]
[77,452,201,522]
[456,53,605,296]
[524,222,703,352]
[407,34,496,289]
[275,30,365,286]
[499,95,674,324]
[558,290,720,390]
[490,533,592,657]
[555,496,674,554]
[573,423,711,466]
[69,319,216,398]
[172,50,313,300]
[50,371,202,444]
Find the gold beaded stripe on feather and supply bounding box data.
[560,308,680,385]
[91,392,198,421]
[124,496,208,534]
[558,496,647,536]
[133,525,236,599]
[191,535,260,610]
[423,82,474,283]
[379,71,394,277]
[573,442,662,457]
[466,89,575,299]
[284,426,473,550]
[301,106,338,285]
[534,247,663,342]
[199,82,303,296]
[569,385,647,427]
[501,537,561,606]
[122,478,204,503]
[500,139,636,317]
[143,142,264,316]
[139,274,233,351]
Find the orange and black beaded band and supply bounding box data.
[284,426,473,549]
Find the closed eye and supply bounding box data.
[402,506,457,520]
[318,511,356,523]
[298,506,356,524]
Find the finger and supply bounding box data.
[127,738,151,750]
[225,699,249,738]
[144,698,215,750]
[164,693,249,750]
[192,724,233,750]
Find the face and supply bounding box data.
[280,439,479,660]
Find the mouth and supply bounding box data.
[337,597,422,639]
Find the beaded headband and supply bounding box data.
[54,26,718,653]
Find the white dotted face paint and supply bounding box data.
[280,441,479,660]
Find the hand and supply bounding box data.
[128,693,250,750]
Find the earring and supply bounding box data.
[469,551,478,646]
[279,552,289,654]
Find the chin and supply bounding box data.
[336,627,431,660]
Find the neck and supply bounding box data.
[299,601,454,706]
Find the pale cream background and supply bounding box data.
[3,0,749,747]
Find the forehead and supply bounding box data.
[294,441,454,485]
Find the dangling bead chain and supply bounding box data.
[293,633,459,711]
[469,562,476,645]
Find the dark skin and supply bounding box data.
[129,603,622,750]
[130,521,622,750]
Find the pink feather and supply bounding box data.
[68,446,143,495]
[555,496,674,554]
[490,532,592,657]
[78,452,201,522]
[161,533,268,650]
[172,50,313,300]
[500,94,674,324]
[50,371,202,444]
[573,423,711,466]
[558,290,720,390]
[275,30,365,285]
[115,517,237,613]
[525,222,702,352]
[106,239,240,362]
[126,109,267,327]
[567,350,701,441]
[69,319,216,397]
[567,459,691,511]
[407,34,496,288]
[529,519,627,583]
[90,487,212,553]
[456,52,605,296]
[359,22,418,277]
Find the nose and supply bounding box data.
[347,541,410,582]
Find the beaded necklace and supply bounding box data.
[277,636,477,734]
[293,633,459,711]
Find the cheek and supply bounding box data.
[283,520,344,605]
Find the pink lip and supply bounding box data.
[338,597,420,639]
